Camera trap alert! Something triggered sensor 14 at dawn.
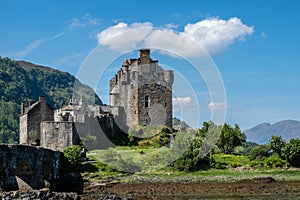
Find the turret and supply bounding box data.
[164,70,174,85]
[139,49,150,64]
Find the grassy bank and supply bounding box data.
[79,147,300,183]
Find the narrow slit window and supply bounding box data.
[145,95,150,108]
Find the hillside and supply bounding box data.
[0,57,102,143]
[244,120,300,144]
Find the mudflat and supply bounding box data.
[81,177,300,199]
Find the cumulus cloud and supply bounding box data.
[96,17,254,57]
[144,29,202,57]
[164,23,179,29]
[183,17,254,54]
[172,97,192,112]
[208,102,227,111]
[68,13,101,30]
[97,22,153,53]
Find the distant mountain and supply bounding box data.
[244,120,300,144]
[0,57,102,143]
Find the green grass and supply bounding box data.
[88,146,170,172]
[83,149,300,183]
[212,153,251,168]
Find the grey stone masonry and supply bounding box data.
[0,144,61,191]
[109,49,174,129]
[19,96,54,145]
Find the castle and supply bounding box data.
[19,49,174,151]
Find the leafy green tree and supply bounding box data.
[217,123,246,154]
[283,138,300,167]
[63,145,83,165]
[270,135,286,159]
[171,122,216,171]
[250,144,271,160]
[240,141,259,156]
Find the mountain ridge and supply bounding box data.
[244,119,300,144]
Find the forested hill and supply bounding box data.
[0,57,102,143]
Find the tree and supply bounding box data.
[171,122,217,171]
[217,123,246,154]
[270,135,286,159]
[283,138,300,167]
[250,144,271,160]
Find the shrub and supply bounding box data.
[229,161,242,168]
[250,145,271,160]
[63,145,83,165]
[250,160,260,168]
[263,155,287,168]
[211,161,228,169]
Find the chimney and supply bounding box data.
[39,96,46,102]
[21,100,26,115]
[29,100,36,106]
[139,49,150,64]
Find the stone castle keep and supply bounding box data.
[19,49,174,151]
[110,49,174,129]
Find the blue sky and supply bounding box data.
[1,0,300,130]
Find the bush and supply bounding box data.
[63,145,83,165]
[229,161,242,168]
[263,155,287,168]
[250,145,271,160]
[211,160,228,169]
[250,160,261,168]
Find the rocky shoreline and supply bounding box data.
[0,190,81,200]
[2,177,300,200]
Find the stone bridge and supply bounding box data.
[0,144,62,191]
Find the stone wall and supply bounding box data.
[19,96,54,145]
[40,122,80,151]
[0,144,61,191]
[137,83,172,128]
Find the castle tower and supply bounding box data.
[109,49,174,129]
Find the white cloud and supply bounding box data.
[51,32,65,40]
[14,39,44,58]
[96,17,254,57]
[172,97,192,112]
[164,23,179,29]
[13,32,65,58]
[183,17,254,54]
[144,29,202,57]
[97,22,153,53]
[261,31,266,38]
[68,13,101,30]
[208,102,227,111]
